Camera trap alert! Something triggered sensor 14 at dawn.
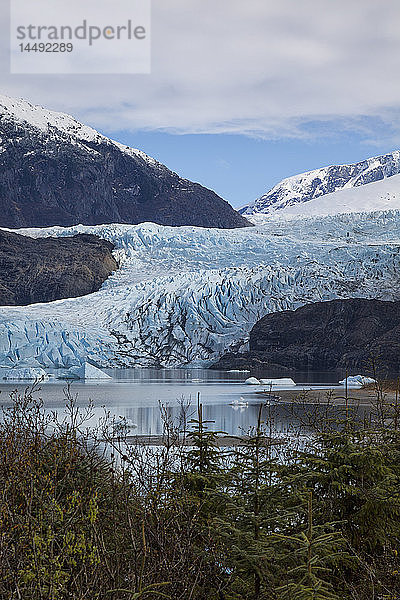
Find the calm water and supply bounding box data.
[0,368,352,436]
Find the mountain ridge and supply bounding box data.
[0,94,250,229]
[241,150,400,216]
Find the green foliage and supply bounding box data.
[187,394,224,476]
[216,405,285,599]
[272,492,345,600]
[1,384,400,599]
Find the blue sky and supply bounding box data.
[2,0,400,209]
[110,126,400,209]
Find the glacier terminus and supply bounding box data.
[1,210,400,369]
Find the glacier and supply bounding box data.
[1,209,400,369]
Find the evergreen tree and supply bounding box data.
[272,491,345,600]
[217,404,286,599]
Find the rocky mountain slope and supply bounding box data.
[0,95,249,229]
[1,210,400,369]
[241,151,400,216]
[212,298,400,373]
[0,230,117,305]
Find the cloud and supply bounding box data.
[2,0,400,140]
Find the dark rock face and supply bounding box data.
[0,230,118,305]
[0,100,250,229]
[212,299,400,373]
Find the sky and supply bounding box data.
[2,0,400,207]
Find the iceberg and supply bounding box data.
[113,417,137,431]
[339,375,376,387]
[259,378,296,387]
[245,377,260,385]
[61,363,112,380]
[2,367,49,381]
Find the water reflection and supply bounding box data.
[0,368,360,436]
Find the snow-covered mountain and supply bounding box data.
[250,173,400,220]
[0,95,249,229]
[1,210,400,369]
[240,151,400,216]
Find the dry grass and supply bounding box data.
[362,379,400,392]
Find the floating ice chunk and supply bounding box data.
[245,377,260,385]
[230,397,249,411]
[61,363,112,380]
[339,375,376,387]
[259,378,296,386]
[114,417,137,431]
[230,397,248,406]
[2,367,49,381]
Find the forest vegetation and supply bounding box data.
[0,382,399,599]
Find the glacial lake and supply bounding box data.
[0,368,355,436]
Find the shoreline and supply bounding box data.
[269,387,393,406]
[119,434,288,447]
